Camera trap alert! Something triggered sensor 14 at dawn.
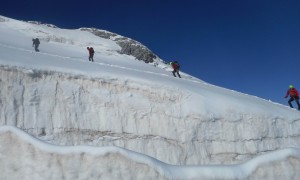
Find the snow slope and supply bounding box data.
[1,15,300,179]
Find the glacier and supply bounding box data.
[1,15,300,179]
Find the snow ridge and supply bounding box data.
[1,126,300,179]
[0,42,197,82]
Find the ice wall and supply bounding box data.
[1,126,300,180]
[1,65,300,166]
[0,128,165,180]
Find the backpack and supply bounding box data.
[289,88,299,97]
[174,61,180,68]
[90,47,94,53]
[33,38,40,45]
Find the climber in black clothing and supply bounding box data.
[32,38,40,52]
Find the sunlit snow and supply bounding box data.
[1,15,300,179]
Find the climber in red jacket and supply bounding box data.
[170,61,181,78]
[285,85,300,110]
[87,47,94,62]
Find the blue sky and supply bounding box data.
[1,0,300,106]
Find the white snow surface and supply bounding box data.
[1,15,300,179]
[1,126,300,179]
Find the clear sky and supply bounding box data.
[1,0,300,106]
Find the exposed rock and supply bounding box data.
[80,28,157,63]
[28,21,58,28]
[0,18,5,22]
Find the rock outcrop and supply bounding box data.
[80,28,157,63]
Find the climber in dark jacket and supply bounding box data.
[285,85,300,110]
[32,38,40,52]
[170,61,181,78]
[87,47,94,62]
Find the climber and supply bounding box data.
[32,38,40,52]
[87,47,94,62]
[284,85,300,110]
[170,61,181,78]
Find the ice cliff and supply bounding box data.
[1,126,300,179]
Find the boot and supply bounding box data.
[172,71,176,77]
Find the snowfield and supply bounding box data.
[0,15,300,179]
